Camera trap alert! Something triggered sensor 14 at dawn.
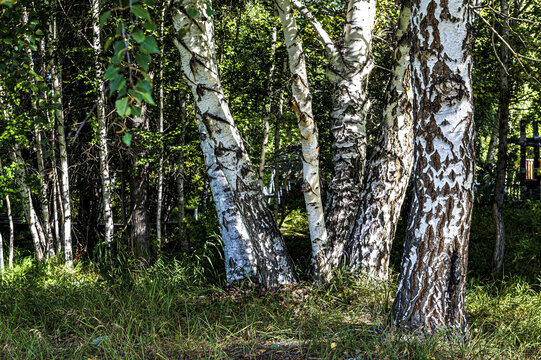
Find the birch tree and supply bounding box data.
[345,1,414,280]
[275,0,328,279]
[392,0,475,333]
[172,0,297,288]
[91,0,114,246]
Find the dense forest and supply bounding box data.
[1,0,541,358]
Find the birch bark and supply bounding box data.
[50,12,73,267]
[91,0,114,246]
[289,0,376,280]
[275,0,328,279]
[345,1,414,280]
[177,89,188,251]
[6,195,14,269]
[392,0,475,333]
[172,0,297,288]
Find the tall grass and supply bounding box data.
[1,257,540,359]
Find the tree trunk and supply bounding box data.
[10,148,44,261]
[485,116,499,168]
[392,0,475,334]
[345,0,414,280]
[177,89,188,251]
[172,0,297,288]
[259,24,278,188]
[6,195,14,269]
[491,0,510,275]
[290,0,377,280]
[0,230,4,274]
[50,12,73,267]
[91,0,114,246]
[276,0,328,280]
[273,59,287,221]
[130,103,151,259]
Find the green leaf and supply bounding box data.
[131,105,142,117]
[186,8,198,19]
[131,5,151,21]
[110,74,126,95]
[100,10,111,27]
[113,40,126,55]
[122,133,132,147]
[141,21,157,31]
[140,36,160,54]
[132,29,145,43]
[135,52,151,72]
[115,97,129,117]
[104,37,114,52]
[104,65,119,80]
[205,2,217,16]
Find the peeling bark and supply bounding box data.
[172,0,297,288]
[345,1,414,280]
[392,0,475,334]
[276,0,328,280]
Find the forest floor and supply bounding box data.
[0,203,540,359]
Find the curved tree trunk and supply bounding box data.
[172,0,297,288]
[345,1,414,280]
[276,0,328,280]
[491,0,510,275]
[392,0,475,334]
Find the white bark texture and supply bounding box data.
[177,89,188,251]
[0,231,4,274]
[345,1,414,280]
[392,0,475,333]
[91,0,114,246]
[276,0,328,279]
[6,195,14,269]
[290,0,376,280]
[50,13,73,267]
[199,121,258,283]
[172,0,297,288]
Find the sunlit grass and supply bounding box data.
[1,256,540,359]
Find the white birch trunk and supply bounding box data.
[50,14,73,267]
[0,230,4,274]
[177,89,188,251]
[259,24,278,187]
[91,0,114,246]
[6,195,14,269]
[172,0,297,288]
[290,0,376,280]
[10,148,44,261]
[392,0,475,333]
[345,1,414,280]
[276,0,328,279]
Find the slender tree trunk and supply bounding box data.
[259,24,278,187]
[0,230,4,274]
[345,1,414,280]
[91,0,114,246]
[49,11,73,267]
[273,60,286,220]
[177,89,188,251]
[392,0,475,334]
[10,149,44,261]
[172,0,297,288]
[491,0,510,275]
[156,0,171,248]
[276,0,328,280]
[485,117,499,167]
[6,195,14,270]
[130,103,151,259]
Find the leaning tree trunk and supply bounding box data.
[345,0,414,280]
[172,0,297,288]
[91,0,114,246]
[290,0,377,280]
[491,0,510,275]
[276,0,328,280]
[392,0,475,334]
